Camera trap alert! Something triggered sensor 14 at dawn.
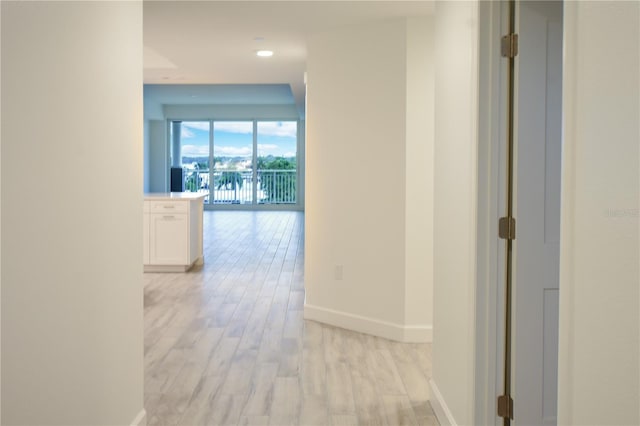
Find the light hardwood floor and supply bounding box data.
[144,211,437,426]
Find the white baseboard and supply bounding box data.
[130,409,147,426]
[304,303,432,343]
[144,264,190,273]
[429,379,457,426]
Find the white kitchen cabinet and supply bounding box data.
[150,212,188,265]
[143,193,207,272]
[143,201,150,265]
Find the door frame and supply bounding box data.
[475,2,564,425]
[474,1,511,425]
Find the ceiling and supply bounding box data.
[143,1,435,117]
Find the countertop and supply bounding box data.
[144,192,208,201]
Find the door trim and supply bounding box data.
[474,1,509,425]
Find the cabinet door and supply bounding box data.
[149,213,188,265]
[143,212,150,265]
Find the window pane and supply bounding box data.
[213,121,254,204]
[179,121,210,202]
[257,121,297,204]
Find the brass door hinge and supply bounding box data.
[499,217,516,240]
[501,33,519,58]
[497,394,514,419]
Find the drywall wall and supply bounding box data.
[305,19,408,334]
[305,18,434,342]
[149,120,168,193]
[163,104,299,120]
[1,2,144,424]
[429,1,479,425]
[304,19,408,328]
[404,17,434,335]
[298,119,306,208]
[143,84,298,121]
[558,2,640,424]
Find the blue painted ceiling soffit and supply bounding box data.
[144,83,295,106]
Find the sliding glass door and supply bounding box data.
[257,121,297,204]
[212,122,254,204]
[170,119,299,208]
[176,121,211,203]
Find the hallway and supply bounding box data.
[144,211,436,425]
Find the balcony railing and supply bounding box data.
[183,169,297,205]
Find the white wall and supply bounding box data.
[305,18,434,342]
[1,2,144,425]
[298,119,306,208]
[429,1,479,425]
[404,17,435,333]
[558,2,640,424]
[305,19,408,335]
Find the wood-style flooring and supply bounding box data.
[144,211,437,426]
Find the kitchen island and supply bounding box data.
[143,192,207,272]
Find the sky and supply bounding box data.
[179,121,297,159]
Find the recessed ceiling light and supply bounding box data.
[256,50,274,58]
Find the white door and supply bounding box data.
[512,2,563,425]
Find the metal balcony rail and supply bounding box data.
[183,168,297,205]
